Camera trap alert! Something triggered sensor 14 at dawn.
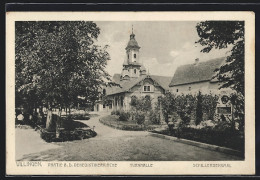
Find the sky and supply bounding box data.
[95,21,231,77]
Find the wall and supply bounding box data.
[127,49,139,63]
[170,81,221,94]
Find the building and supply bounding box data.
[94,30,172,112]
[169,57,226,94]
[94,29,228,112]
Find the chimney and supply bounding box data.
[195,58,199,65]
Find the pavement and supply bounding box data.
[16,111,243,161]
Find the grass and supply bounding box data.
[100,115,161,131]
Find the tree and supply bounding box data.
[202,93,219,120]
[16,21,111,130]
[195,91,203,125]
[160,92,176,124]
[196,21,245,96]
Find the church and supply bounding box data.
[94,30,172,112]
[94,28,227,112]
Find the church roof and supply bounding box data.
[106,74,172,96]
[125,33,140,50]
[169,57,225,87]
[150,75,172,90]
[112,74,121,84]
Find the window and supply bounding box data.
[128,54,129,59]
[176,89,178,92]
[103,104,106,108]
[144,85,151,92]
[134,54,136,58]
[134,69,137,74]
[103,89,106,95]
[189,87,191,91]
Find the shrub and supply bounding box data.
[111,110,121,116]
[40,129,57,142]
[40,128,97,142]
[149,110,160,125]
[202,93,219,120]
[135,112,145,125]
[195,91,203,125]
[111,110,130,121]
[118,111,130,121]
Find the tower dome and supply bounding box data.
[125,33,140,50]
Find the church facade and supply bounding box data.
[94,30,171,112]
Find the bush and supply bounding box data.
[195,91,203,125]
[40,129,57,142]
[40,128,97,142]
[111,110,130,121]
[111,110,121,116]
[169,125,244,151]
[67,114,90,120]
[118,111,130,121]
[149,110,160,125]
[135,112,145,125]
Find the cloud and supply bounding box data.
[182,42,194,50]
[141,57,176,77]
[169,50,180,59]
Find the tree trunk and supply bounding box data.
[46,103,54,131]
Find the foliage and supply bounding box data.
[175,94,196,126]
[135,111,146,125]
[118,111,130,121]
[15,21,112,129]
[195,91,203,125]
[230,92,245,131]
[130,96,138,107]
[111,110,130,121]
[100,115,159,131]
[111,110,121,116]
[149,110,161,125]
[196,21,245,95]
[158,92,176,124]
[67,114,90,120]
[202,93,219,120]
[40,128,96,142]
[130,96,152,112]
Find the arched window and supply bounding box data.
[134,69,137,74]
[130,96,137,107]
[176,89,178,92]
[103,89,106,95]
[134,54,136,58]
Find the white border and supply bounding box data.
[6,11,255,175]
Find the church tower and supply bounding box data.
[121,26,146,80]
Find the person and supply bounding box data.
[17,112,24,125]
[17,112,24,121]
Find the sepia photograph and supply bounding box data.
[6,11,255,175]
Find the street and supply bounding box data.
[16,111,242,161]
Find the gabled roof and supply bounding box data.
[150,75,172,90]
[169,57,225,87]
[106,74,172,96]
[112,74,121,84]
